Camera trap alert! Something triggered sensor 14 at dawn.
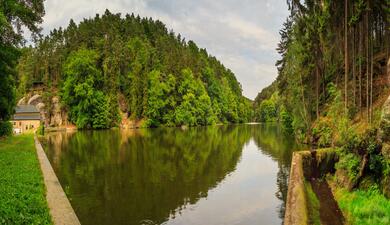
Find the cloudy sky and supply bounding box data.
[40,0,289,100]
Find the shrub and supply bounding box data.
[0,121,13,137]
[280,109,293,132]
[383,160,390,176]
[335,152,360,183]
[36,124,45,136]
[312,118,332,147]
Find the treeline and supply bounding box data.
[16,10,253,129]
[254,0,389,142]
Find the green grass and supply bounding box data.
[335,187,390,225]
[0,134,52,224]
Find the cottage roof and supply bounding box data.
[15,105,39,113]
[13,114,41,120]
[12,105,41,121]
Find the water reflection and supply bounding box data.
[251,123,305,222]
[42,124,304,225]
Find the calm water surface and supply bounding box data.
[42,124,304,225]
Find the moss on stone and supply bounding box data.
[304,181,321,225]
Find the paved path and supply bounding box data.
[34,135,81,225]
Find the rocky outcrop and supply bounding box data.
[27,94,42,105]
[17,94,68,127]
[49,96,67,127]
[17,97,26,105]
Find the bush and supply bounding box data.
[280,109,293,132]
[383,160,390,176]
[0,121,13,137]
[335,152,360,183]
[312,117,333,147]
[36,124,44,136]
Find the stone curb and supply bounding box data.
[34,135,81,225]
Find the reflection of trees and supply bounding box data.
[43,124,303,225]
[275,163,290,223]
[251,123,306,223]
[43,125,252,225]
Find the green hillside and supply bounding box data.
[16,10,253,129]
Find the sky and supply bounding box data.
[39,0,289,100]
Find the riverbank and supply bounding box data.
[0,134,52,224]
[332,185,390,225]
[34,135,81,225]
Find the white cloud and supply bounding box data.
[222,15,278,51]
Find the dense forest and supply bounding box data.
[15,10,253,129]
[254,0,389,141]
[253,0,390,208]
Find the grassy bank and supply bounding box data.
[0,134,52,224]
[334,187,390,225]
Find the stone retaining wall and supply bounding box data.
[284,149,338,225]
[34,135,81,225]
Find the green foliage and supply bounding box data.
[257,0,388,144]
[253,81,277,108]
[0,134,52,224]
[311,83,354,147]
[36,124,44,136]
[61,48,117,129]
[335,186,390,225]
[0,0,45,136]
[255,92,280,122]
[335,151,360,183]
[174,69,216,126]
[312,118,332,147]
[17,10,252,128]
[0,65,16,122]
[144,70,168,127]
[258,99,277,122]
[280,108,293,132]
[383,160,390,177]
[336,129,387,184]
[0,121,12,137]
[327,83,353,146]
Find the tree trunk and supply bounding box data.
[316,64,319,119]
[352,26,356,108]
[359,21,362,116]
[370,24,374,124]
[366,10,369,122]
[344,0,348,113]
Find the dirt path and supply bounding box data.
[310,179,344,225]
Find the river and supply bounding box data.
[41,123,304,225]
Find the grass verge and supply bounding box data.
[334,187,390,225]
[0,134,52,224]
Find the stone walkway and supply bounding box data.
[34,135,81,225]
